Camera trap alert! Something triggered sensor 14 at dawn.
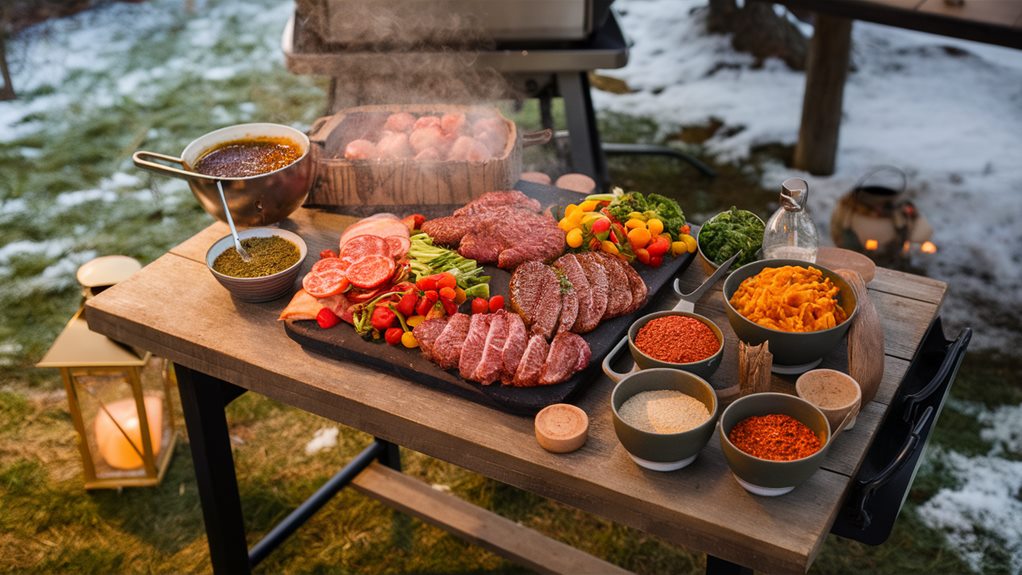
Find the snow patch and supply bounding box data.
[304,427,340,455]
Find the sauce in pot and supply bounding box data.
[193,137,302,178]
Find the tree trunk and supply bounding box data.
[0,35,14,101]
[706,1,808,71]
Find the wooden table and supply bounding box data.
[84,194,948,574]
[750,0,1022,175]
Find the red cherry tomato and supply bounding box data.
[319,249,338,260]
[416,294,434,317]
[488,295,505,312]
[316,308,341,329]
[440,298,457,316]
[471,297,489,314]
[396,291,418,317]
[647,235,671,257]
[437,273,457,290]
[416,275,439,291]
[634,247,651,265]
[591,218,610,234]
[649,255,664,268]
[384,327,404,345]
[438,286,456,301]
[370,306,397,331]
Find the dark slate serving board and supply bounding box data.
[285,183,695,415]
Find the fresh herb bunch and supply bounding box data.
[697,206,765,267]
[604,189,687,241]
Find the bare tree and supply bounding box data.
[0,5,13,100]
[707,0,808,71]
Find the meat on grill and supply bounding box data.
[420,191,564,269]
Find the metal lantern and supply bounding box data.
[36,256,178,489]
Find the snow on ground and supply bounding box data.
[3,0,1021,569]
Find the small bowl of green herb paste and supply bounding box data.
[696,207,765,272]
[206,228,307,302]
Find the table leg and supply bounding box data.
[706,554,753,575]
[557,71,609,187]
[176,366,251,575]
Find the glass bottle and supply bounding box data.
[762,177,818,262]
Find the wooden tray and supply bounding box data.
[285,184,695,415]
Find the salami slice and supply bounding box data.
[346,254,396,289]
[340,234,390,260]
[339,217,409,250]
[302,258,350,298]
[385,235,411,259]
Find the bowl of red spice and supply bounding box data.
[718,392,831,496]
[624,311,724,380]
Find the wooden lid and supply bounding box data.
[816,247,876,283]
[534,404,589,453]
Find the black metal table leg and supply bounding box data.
[706,554,753,575]
[176,366,251,575]
[557,71,609,188]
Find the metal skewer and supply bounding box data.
[216,180,251,262]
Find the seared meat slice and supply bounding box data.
[596,253,632,318]
[509,261,562,339]
[501,312,528,384]
[413,317,448,361]
[431,313,471,370]
[556,283,578,335]
[458,313,493,379]
[473,310,509,385]
[576,253,609,329]
[605,252,649,314]
[511,335,550,387]
[453,190,541,216]
[555,254,596,333]
[493,212,564,268]
[539,332,592,386]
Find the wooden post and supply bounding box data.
[794,15,852,176]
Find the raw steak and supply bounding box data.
[458,313,493,380]
[432,313,471,370]
[539,332,591,386]
[509,261,554,327]
[576,253,609,328]
[413,317,448,361]
[501,312,528,384]
[594,252,632,318]
[511,335,550,387]
[452,190,541,216]
[556,285,579,335]
[473,310,510,385]
[554,254,596,333]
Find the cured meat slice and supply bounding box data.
[432,313,471,370]
[339,215,409,250]
[596,253,632,318]
[345,254,396,289]
[539,332,592,386]
[385,235,410,259]
[340,234,390,262]
[302,258,349,298]
[413,317,448,360]
[511,335,550,387]
[555,254,595,333]
[458,313,493,380]
[472,310,509,385]
[501,312,528,384]
[576,253,609,329]
[277,289,323,321]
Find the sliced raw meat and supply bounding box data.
[594,252,633,318]
[453,190,541,217]
[413,317,448,360]
[459,313,493,380]
[385,235,410,259]
[539,332,592,386]
[511,335,549,387]
[345,254,396,289]
[509,261,548,326]
[501,312,528,384]
[576,253,609,328]
[383,112,416,133]
[302,258,349,298]
[554,254,596,333]
[472,310,509,385]
[432,313,471,370]
[557,286,579,335]
[343,139,379,160]
[340,234,390,262]
[612,254,648,314]
[530,274,562,339]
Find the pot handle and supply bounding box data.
[132,151,218,182]
[522,129,553,148]
[602,335,635,383]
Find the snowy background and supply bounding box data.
[1,0,1020,570]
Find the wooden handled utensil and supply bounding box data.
[837,268,884,404]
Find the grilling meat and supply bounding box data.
[420,191,564,269]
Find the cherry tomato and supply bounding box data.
[401,331,419,348]
[471,297,489,314]
[416,275,439,291]
[416,295,433,317]
[591,217,610,234]
[437,273,457,290]
[319,249,338,260]
[488,295,505,312]
[396,291,418,317]
[371,306,397,331]
[438,286,457,302]
[647,235,671,257]
[384,327,404,345]
[634,247,651,265]
[454,287,467,305]
[440,297,458,316]
[316,308,341,329]
[649,255,664,268]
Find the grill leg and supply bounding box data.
[557,71,608,187]
[176,366,251,575]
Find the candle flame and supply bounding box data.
[864,239,879,251]
[921,241,938,254]
[903,241,912,254]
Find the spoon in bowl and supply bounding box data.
[216,180,251,262]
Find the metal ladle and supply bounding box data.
[216,180,251,262]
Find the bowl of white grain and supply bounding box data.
[608,368,719,471]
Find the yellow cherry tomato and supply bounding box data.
[627,211,645,221]
[579,199,600,212]
[406,315,426,328]
[681,234,698,253]
[566,227,584,248]
[558,217,574,232]
[671,241,686,256]
[627,227,651,249]
[454,288,467,305]
[647,218,664,236]
[624,218,647,230]
[401,331,419,348]
[567,210,585,226]
[564,204,580,218]
[601,240,620,256]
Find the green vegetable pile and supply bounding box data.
[602,188,687,241]
[697,206,765,267]
[408,233,490,299]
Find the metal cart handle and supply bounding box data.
[902,328,972,424]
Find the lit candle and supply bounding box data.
[864,239,879,251]
[921,241,938,254]
[93,396,162,470]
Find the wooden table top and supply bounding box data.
[84,203,947,574]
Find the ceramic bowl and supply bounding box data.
[205,227,307,302]
[718,392,831,496]
[696,209,765,273]
[609,368,719,471]
[722,258,858,374]
[625,310,724,380]
[796,369,862,432]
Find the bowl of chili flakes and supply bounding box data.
[604,311,724,381]
[718,392,831,497]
